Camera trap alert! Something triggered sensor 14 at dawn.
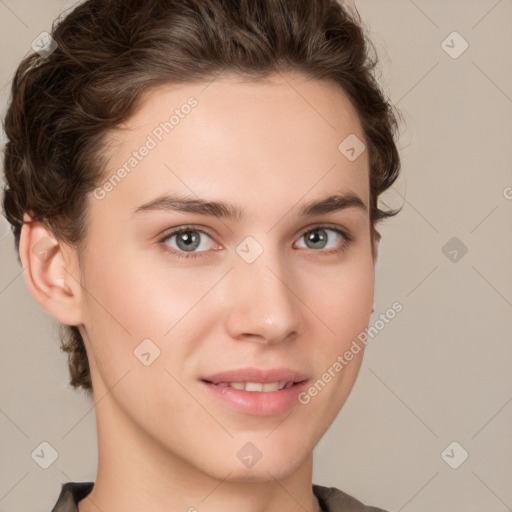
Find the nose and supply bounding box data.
[223,243,302,345]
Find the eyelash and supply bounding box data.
[157,224,354,260]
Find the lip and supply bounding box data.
[201,367,309,384]
[199,367,310,416]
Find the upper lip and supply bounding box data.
[201,367,309,384]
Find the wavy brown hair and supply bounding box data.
[1,0,402,394]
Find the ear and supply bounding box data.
[18,212,84,326]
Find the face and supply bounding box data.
[74,72,377,481]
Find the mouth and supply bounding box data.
[199,367,309,391]
[198,370,311,416]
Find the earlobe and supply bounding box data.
[19,213,83,326]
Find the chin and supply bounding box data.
[191,439,307,483]
[222,460,302,483]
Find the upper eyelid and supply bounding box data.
[159,224,216,243]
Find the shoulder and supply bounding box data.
[50,481,94,512]
[313,483,390,512]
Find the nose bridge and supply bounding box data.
[224,234,301,342]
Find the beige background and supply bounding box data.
[1,0,511,511]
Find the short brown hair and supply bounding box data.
[1,0,402,394]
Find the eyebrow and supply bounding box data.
[131,191,367,221]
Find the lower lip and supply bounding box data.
[199,380,310,416]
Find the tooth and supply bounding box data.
[216,381,292,391]
[245,382,264,392]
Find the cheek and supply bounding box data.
[83,241,201,334]
[334,265,374,330]
[79,243,218,381]
[303,248,374,393]
[309,252,375,336]
[302,258,374,415]
[78,244,165,377]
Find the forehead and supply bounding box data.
[94,72,369,221]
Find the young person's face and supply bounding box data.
[61,73,377,480]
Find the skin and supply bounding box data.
[20,71,379,512]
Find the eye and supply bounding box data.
[159,226,217,260]
[158,224,353,260]
[294,225,352,255]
